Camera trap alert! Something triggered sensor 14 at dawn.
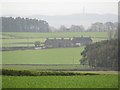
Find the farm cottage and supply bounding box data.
[44,38,72,48]
[44,37,92,48]
[72,37,92,46]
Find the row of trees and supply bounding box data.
[87,22,118,32]
[51,22,117,32]
[2,17,50,32]
[80,39,118,70]
[56,25,85,32]
[1,17,118,32]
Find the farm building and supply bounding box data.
[72,37,92,46]
[44,38,72,48]
[44,37,92,48]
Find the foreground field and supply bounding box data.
[2,74,118,88]
[2,47,84,64]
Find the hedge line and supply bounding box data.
[2,69,99,76]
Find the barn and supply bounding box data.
[44,38,73,48]
[72,37,92,46]
[44,37,92,48]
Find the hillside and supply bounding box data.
[30,13,118,29]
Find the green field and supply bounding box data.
[2,32,108,38]
[2,64,89,71]
[1,32,108,47]
[2,32,108,64]
[2,74,118,88]
[2,32,117,89]
[2,47,84,64]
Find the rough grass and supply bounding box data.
[2,75,118,88]
[2,47,84,64]
[2,64,89,71]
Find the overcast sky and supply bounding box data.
[0,0,118,16]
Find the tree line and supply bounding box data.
[80,39,118,70]
[87,22,117,32]
[1,17,118,32]
[52,22,117,32]
[2,17,50,32]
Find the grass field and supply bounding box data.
[2,32,117,89]
[2,32,108,38]
[1,32,108,47]
[2,47,84,64]
[2,32,108,64]
[2,74,118,88]
[2,64,89,71]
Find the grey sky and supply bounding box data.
[1,0,118,16]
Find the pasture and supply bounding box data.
[2,32,108,47]
[1,32,108,65]
[2,74,118,88]
[2,47,84,64]
[2,64,89,71]
[2,32,117,89]
[2,32,108,38]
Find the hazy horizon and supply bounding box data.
[1,1,118,16]
[2,13,117,29]
[2,12,118,17]
[1,0,118,29]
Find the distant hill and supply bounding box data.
[29,13,118,29]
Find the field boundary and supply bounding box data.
[2,64,118,71]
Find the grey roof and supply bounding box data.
[44,37,92,47]
[72,37,92,43]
